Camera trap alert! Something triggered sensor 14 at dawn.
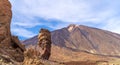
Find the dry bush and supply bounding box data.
[23,46,62,65]
[24,46,41,59]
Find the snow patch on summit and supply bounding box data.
[68,24,79,32]
[68,26,74,32]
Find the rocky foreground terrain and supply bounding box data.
[0,0,120,65]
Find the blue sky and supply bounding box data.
[9,0,120,40]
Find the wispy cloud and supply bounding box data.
[10,0,120,22]
[11,27,37,39]
[11,12,42,28]
[9,0,120,39]
[103,17,120,34]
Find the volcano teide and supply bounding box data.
[23,24,120,57]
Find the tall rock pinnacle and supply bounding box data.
[0,0,26,63]
[0,0,12,44]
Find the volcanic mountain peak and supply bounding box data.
[22,24,120,64]
[68,24,79,27]
[67,24,79,31]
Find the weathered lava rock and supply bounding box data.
[38,28,51,60]
[0,0,12,44]
[0,0,25,62]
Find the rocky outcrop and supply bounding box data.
[0,36,25,62]
[23,29,52,65]
[11,36,26,52]
[0,0,12,45]
[0,54,21,65]
[38,28,51,60]
[0,0,25,63]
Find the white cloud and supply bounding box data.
[103,17,120,34]
[12,19,41,29]
[9,0,120,22]
[11,12,42,28]
[11,27,37,38]
[9,0,120,38]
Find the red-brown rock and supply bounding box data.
[38,28,51,60]
[0,0,12,44]
[0,0,25,62]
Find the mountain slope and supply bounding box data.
[23,24,120,56]
[50,44,111,62]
